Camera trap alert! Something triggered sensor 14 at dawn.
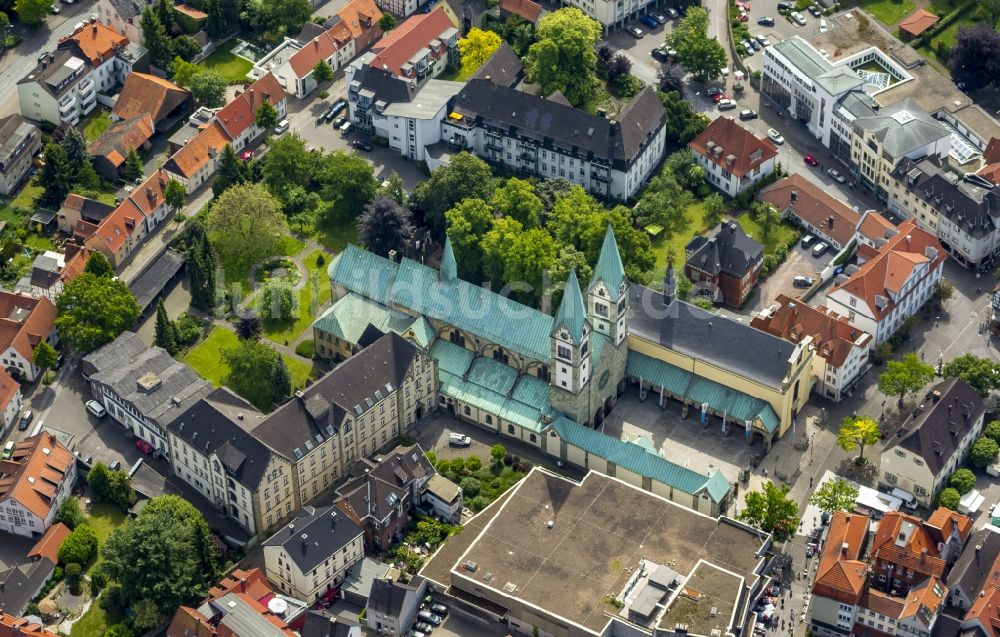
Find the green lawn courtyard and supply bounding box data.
[198,38,254,83]
[650,201,708,279]
[81,108,112,143]
[183,326,312,389]
[261,250,333,345]
[858,0,916,25]
[70,600,125,637]
[735,212,799,254]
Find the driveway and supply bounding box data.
[744,241,822,313]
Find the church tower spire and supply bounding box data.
[587,224,629,346]
[440,236,457,282]
[551,269,591,395]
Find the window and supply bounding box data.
[595,303,608,317]
[463,405,470,416]
[557,345,571,360]
[529,434,537,443]
[884,472,897,484]
[507,424,514,434]
[486,415,492,424]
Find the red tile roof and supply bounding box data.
[857,210,897,243]
[289,0,382,78]
[689,116,779,178]
[112,72,190,124]
[862,589,906,618]
[166,592,296,637]
[813,511,869,602]
[73,220,99,241]
[0,291,56,362]
[967,586,1000,637]
[164,120,231,178]
[28,522,71,563]
[174,4,208,19]
[757,174,861,247]
[751,294,872,368]
[88,114,155,167]
[870,511,947,581]
[926,506,972,545]
[899,576,944,624]
[215,74,286,140]
[88,199,144,255]
[985,138,1000,165]
[500,0,542,22]
[59,22,128,66]
[127,169,169,218]
[0,432,75,521]
[979,162,1000,186]
[0,613,58,637]
[289,32,339,78]
[60,244,91,285]
[899,8,939,38]
[206,568,274,603]
[369,7,456,76]
[0,368,20,417]
[829,220,945,320]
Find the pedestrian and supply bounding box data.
[809,476,813,488]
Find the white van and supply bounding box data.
[86,400,107,418]
[891,487,918,510]
[819,19,828,32]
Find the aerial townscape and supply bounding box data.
[5,0,1000,634]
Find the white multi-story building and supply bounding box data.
[0,291,57,383]
[0,433,77,538]
[0,115,41,197]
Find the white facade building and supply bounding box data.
[0,434,77,538]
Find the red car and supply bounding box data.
[239,149,254,161]
[738,11,749,21]
[712,92,730,103]
[804,154,819,166]
[135,440,154,455]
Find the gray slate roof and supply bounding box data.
[770,36,832,80]
[884,378,985,475]
[18,50,88,98]
[129,248,185,312]
[891,156,1000,240]
[351,65,414,105]
[195,592,290,637]
[301,610,359,637]
[81,330,148,378]
[627,286,794,389]
[367,578,418,618]
[685,221,763,278]
[0,559,54,616]
[336,444,434,523]
[815,66,866,96]
[853,98,951,159]
[470,41,524,89]
[947,528,1000,599]
[0,115,39,169]
[262,505,364,574]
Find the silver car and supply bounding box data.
[791,11,807,25]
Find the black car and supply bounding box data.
[651,47,668,62]
[808,4,822,16]
[777,1,792,11]
[757,16,774,26]
[17,410,33,431]
[331,98,347,115]
[352,140,373,151]
[332,117,347,128]
[322,105,340,123]
[739,108,758,120]
[705,87,725,97]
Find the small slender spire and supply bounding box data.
[663,255,676,306]
[440,235,457,282]
[552,269,587,343]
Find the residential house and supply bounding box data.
[421,472,462,523]
[0,558,54,616]
[879,378,985,506]
[689,116,778,197]
[84,334,212,456]
[856,210,899,262]
[436,80,666,200]
[26,523,70,564]
[213,73,287,152]
[0,432,77,537]
[757,174,862,252]
[57,194,114,236]
[499,0,542,23]
[899,8,939,39]
[85,168,172,268]
[365,8,458,84]
[15,245,90,303]
[166,567,302,637]
[92,0,154,45]
[17,20,146,126]
[166,388,297,537]
[684,221,764,308]
[111,72,191,131]
[469,42,524,89]
[333,444,434,551]
[253,0,382,98]
[826,220,945,343]
[0,291,57,383]
[88,113,155,180]
[364,578,426,636]
[869,509,969,589]
[887,157,1000,269]
[752,295,873,401]
[0,612,59,636]
[162,120,231,189]
[0,115,41,197]
[0,369,22,438]
[300,611,362,637]
[252,332,438,508]
[262,506,364,603]
[945,528,1000,613]
[79,329,145,379]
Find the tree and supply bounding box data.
[737,480,798,541]
[165,178,186,212]
[445,198,494,282]
[949,468,977,495]
[665,7,727,81]
[938,487,961,510]
[605,52,632,80]
[205,0,226,38]
[242,0,312,42]
[56,274,141,352]
[65,562,83,595]
[154,300,179,355]
[55,497,85,529]
[187,231,216,312]
[378,171,407,207]
[32,341,58,381]
[317,150,378,225]
[524,8,602,106]
[105,625,133,637]
[934,279,955,305]
[255,101,279,134]
[758,204,780,241]
[207,183,289,267]
[172,57,202,86]
[978,0,1000,28]
[271,355,291,403]
[222,339,286,411]
[156,0,175,33]
[38,142,73,208]
[703,193,725,228]
[466,456,482,472]
[809,479,859,513]
[357,196,415,258]
[942,354,1000,397]
[191,69,228,107]
[133,599,165,633]
[971,436,1000,468]
[212,145,248,197]
[258,279,296,322]
[492,177,542,229]
[235,315,262,341]
[548,245,592,308]
[500,229,557,306]
[490,444,506,464]
[88,463,111,498]
[837,416,880,464]
[378,12,395,30]
[459,477,481,498]
[141,7,173,69]
[879,353,936,406]
[986,420,1000,444]
[459,28,503,76]
[657,61,686,96]
[13,0,48,26]
[658,90,709,144]
[261,133,316,193]
[481,216,523,285]
[311,59,334,83]
[84,252,114,278]
[411,152,495,238]
[101,495,219,614]
[949,25,1000,92]
[172,35,202,61]
[58,523,98,565]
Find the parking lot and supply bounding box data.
[746,240,824,312]
[603,12,678,85]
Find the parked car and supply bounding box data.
[430,603,448,615]
[330,98,347,116]
[749,38,761,51]
[793,275,815,288]
[239,149,253,161]
[50,4,60,13]
[332,117,346,128]
[352,140,373,151]
[109,460,121,472]
[86,400,107,418]
[705,87,725,97]
[136,439,154,455]
[738,11,749,21]
[819,18,828,31]
[717,99,737,111]
[803,154,819,166]
[414,622,434,633]
[739,109,758,120]
[2,441,13,461]
[801,234,815,248]
[742,40,755,55]
[812,242,829,257]
[755,34,770,46]
[640,14,659,28]
[651,11,667,23]
[323,103,341,122]
[777,1,792,11]
[666,6,679,18]
[827,168,846,184]
[418,611,442,625]
[627,25,644,38]
[757,16,774,25]
[767,128,785,144]
[712,91,730,103]
[274,119,289,135]
[449,433,471,447]
[651,47,668,61]
[791,11,806,25]
[18,410,33,431]
[808,4,822,16]
[419,1,432,12]
[339,120,354,133]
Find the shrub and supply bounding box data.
[938,487,961,510]
[986,420,1000,444]
[317,90,329,99]
[58,523,98,566]
[55,497,85,529]
[425,451,437,465]
[449,457,466,475]
[949,468,976,494]
[490,444,506,464]
[460,477,482,498]
[53,566,63,582]
[971,436,1000,468]
[504,453,513,466]
[295,339,316,359]
[175,313,204,345]
[258,279,296,322]
[469,495,491,512]
[466,456,482,472]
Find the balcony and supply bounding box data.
[591,172,610,183]
[58,95,77,114]
[78,77,94,94]
[485,141,503,152]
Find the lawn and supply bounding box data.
[649,201,708,281]
[184,326,312,389]
[81,108,112,143]
[915,5,977,64]
[314,217,358,253]
[70,598,125,637]
[86,502,127,544]
[734,213,799,254]
[261,251,332,346]
[221,235,304,289]
[198,38,254,83]
[857,0,916,24]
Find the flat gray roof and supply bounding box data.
[657,561,743,636]
[383,79,464,119]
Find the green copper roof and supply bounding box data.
[440,236,457,282]
[591,224,626,293]
[407,316,436,348]
[552,269,587,342]
[438,369,546,432]
[312,293,413,345]
[467,357,518,395]
[430,339,475,376]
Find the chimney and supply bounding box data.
[92,24,97,33]
[790,191,798,203]
[240,578,247,592]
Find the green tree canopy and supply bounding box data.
[258,278,296,322]
[165,178,187,212]
[501,228,557,306]
[491,177,542,229]
[949,468,977,495]
[664,6,728,81]
[37,142,73,208]
[190,69,228,107]
[154,300,179,355]
[56,274,141,352]
[140,7,173,69]
[55,497,85,529]
[942,354,1000,397]
[938,487,961,510]
[985,420,1000,444]
[836,416,880,464]
[445,197,495,282]
[311,59,334,83]
[123,147,144,182]
[261,133,316,194]
[358,196,415,258]
[32,340,58,379]
[317,150,378,225]
[222,339,287,410]
[971,436,1000,468]
[84,252,114,278]
[58,523,98,565]
[255,100,279,132]
[13,0,48,25]
[737,480,798,541]
[879,353,935,405]
[809,478,859,513]
[378,12,396,30]
[458,27,502,76]
[481,216,523,285]
[524,8,602,106]
[411,152,495,238]
[207,183,289,269]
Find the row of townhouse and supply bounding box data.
[82,168,173,269]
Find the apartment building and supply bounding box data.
[166,388,297,537]
[262,506,364,603]
[17,20,145,126]
[752,295,873,402]
[366,8,458,83]
[880,378,985,506]
[0,369,22,438]
[252,332,437,506]
[0,115,41,197]
[826,220,945,343]
[758,174,861,252]
[92,0,153,45]
[0,433,76,538]
[688,116,778,197]
[684,221,764,308]
[0,291,57,383]
[85,169,172,268]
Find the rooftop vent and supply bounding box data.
[137,372,162,393]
